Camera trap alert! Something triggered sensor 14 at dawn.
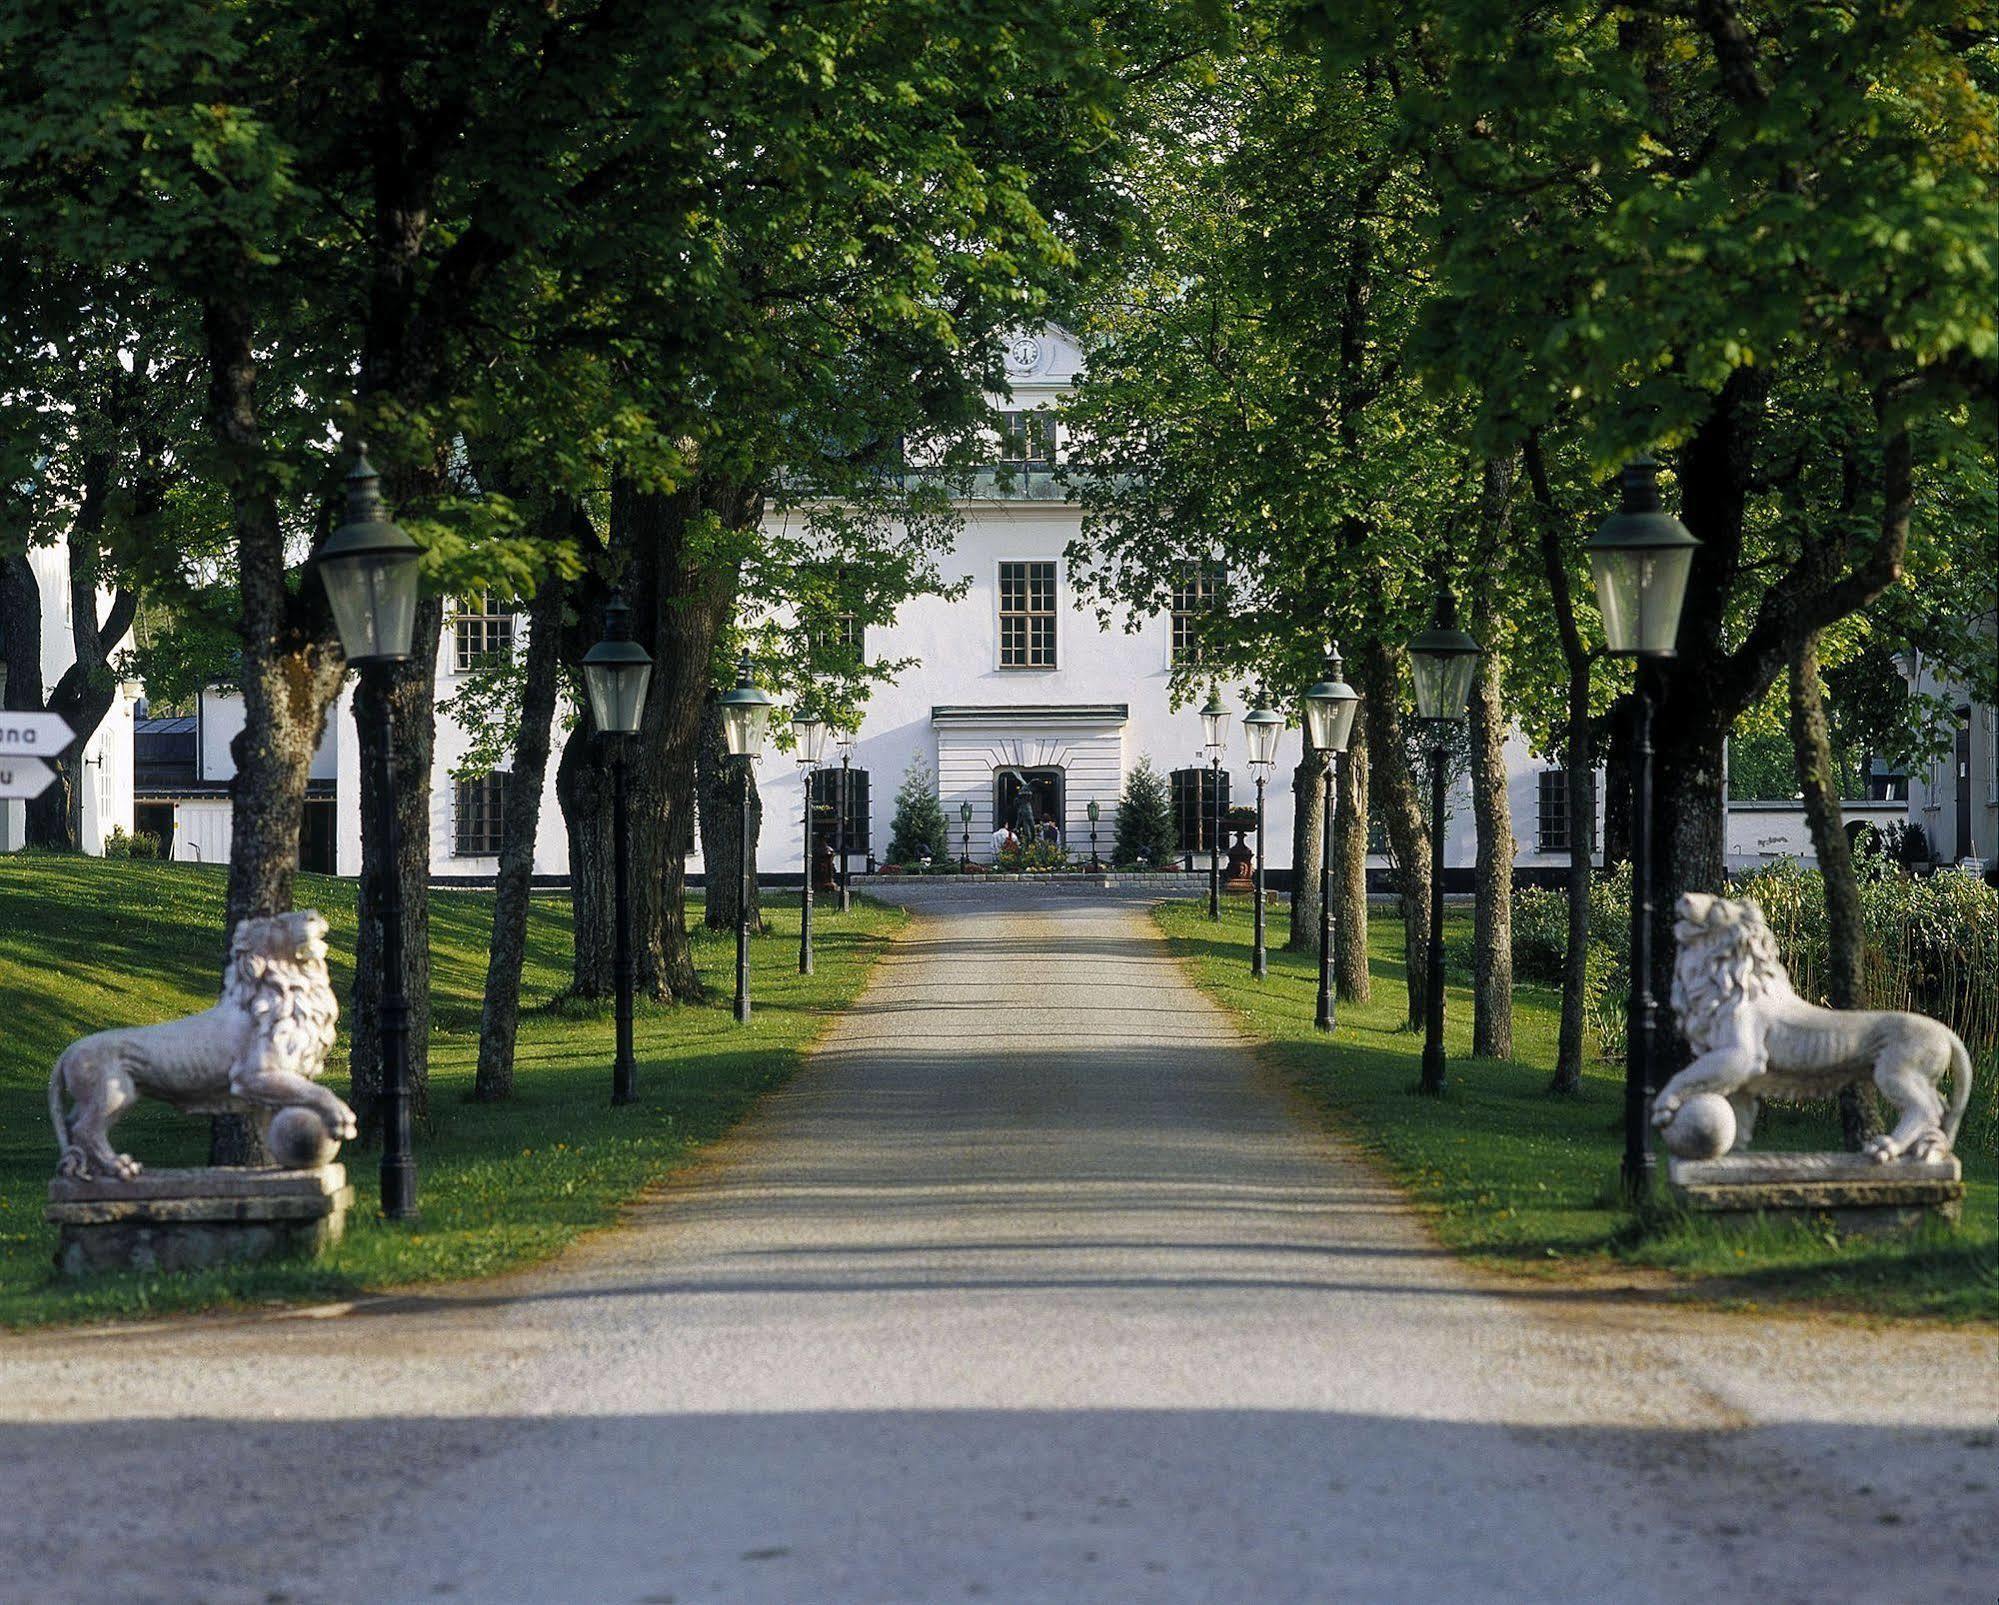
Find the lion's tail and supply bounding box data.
[1944,1032,1973,1146]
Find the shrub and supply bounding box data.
[103,826,163,861]
[997,839,1069,873]
[884,758,950,868]
[1112,757,1174,868]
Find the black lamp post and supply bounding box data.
[834,724,855,912]
[1589,457,1699,1202]
[719,650,773,1023]
[1407,607,1481,1096]
[793,708,828,975]
[316,442,422,1219]
[1304,644,1362,1032]
[1200,688,1231,919]
[1086,798,1102,870]
[959,799,973,869]
[581,595,654,1105]
[1244,697,1282,979]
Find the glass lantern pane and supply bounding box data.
[325,551,420,665]
[1247,718,1282,766]
[1637,546,1694,654]
[585,661,651,735]
[1591,550,1644,655]
[1323,696,1359,753]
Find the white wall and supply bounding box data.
[1901,631,1998,866]
[4,543,138,855]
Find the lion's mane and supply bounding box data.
[224,915,340,1081]
[1669,896,1794,1056]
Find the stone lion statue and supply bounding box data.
[49,910,354,1180]
[1653,891,1972,1163]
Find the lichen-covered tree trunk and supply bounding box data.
[473,574,568,1103]
[697,698,764,933]
[206,292,345,1163]
[1359,638,1428,1029]
[1468,647,1515,1059]
[1334,724,1371,1004]
[1468,460,1515,1059]
[1788,632,1883,1150]
[348,597,442,1140]
[1286,747,1329,951]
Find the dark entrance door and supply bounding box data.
[301,798,337,874]
[134,802,176,856]
[995,768,1064,845]
[1956,707,1973,862]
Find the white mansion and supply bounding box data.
[10,327,1993,881]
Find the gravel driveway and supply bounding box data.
[2,890,1992,1603]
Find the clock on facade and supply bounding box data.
[1005,335,1043,376]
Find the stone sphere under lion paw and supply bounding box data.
[1660,1092,1736,1160]
[267,1106,342,1170]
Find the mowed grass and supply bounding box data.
[1156,898,1997,1321]
[0,855,902,1327]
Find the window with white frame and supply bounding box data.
[453,591,515,673]
[454,772,510,857]
[998,561,1057,668]
[1170,563,1222,665]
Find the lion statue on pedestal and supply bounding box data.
[1653,891,1972,1163]
[49,910,355,1180]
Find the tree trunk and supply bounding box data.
[1468,459,1515,1059]
[1525,432,1593,1095]
[1286,746,1329,951]
[4,454,140,851]
[1468,642,1514,1059]
[473,574,567,1103]
[1788,631,1883,1149]
[348,597,441,1139]
[205,293,345,1163]
[1359,637,1428,1029]
[1552,665,1594,1094]
[697,697,764,933]
[559,478,741,1001]
[559,713,617,999]
[1334,719,1371,1003]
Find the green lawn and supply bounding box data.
[1156,898,1997,1321]
[0,855,902,1327]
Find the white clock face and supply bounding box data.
[1005,335,1042,375]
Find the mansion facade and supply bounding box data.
[17,327,1992,885]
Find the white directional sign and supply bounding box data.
[0,757,58,800]
[0,712,76,753]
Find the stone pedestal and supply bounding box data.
[1666,1152,1962,1235]
[46,1166,353,1278]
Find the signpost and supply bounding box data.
[0,713,77,753]
[0,757,58,800]
[0,714,73,801]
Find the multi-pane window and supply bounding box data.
[997,410,1056,469]
[998,561,1058,668]
[1169,768,1230,854]
[1537,769,1596,854]
[1170,564,1222,665]
[453,591,515,673]
[454,772,510,857]
[835,609,865,667]
[809,767,870,851]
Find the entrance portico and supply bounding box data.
[931,704,1126,860]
